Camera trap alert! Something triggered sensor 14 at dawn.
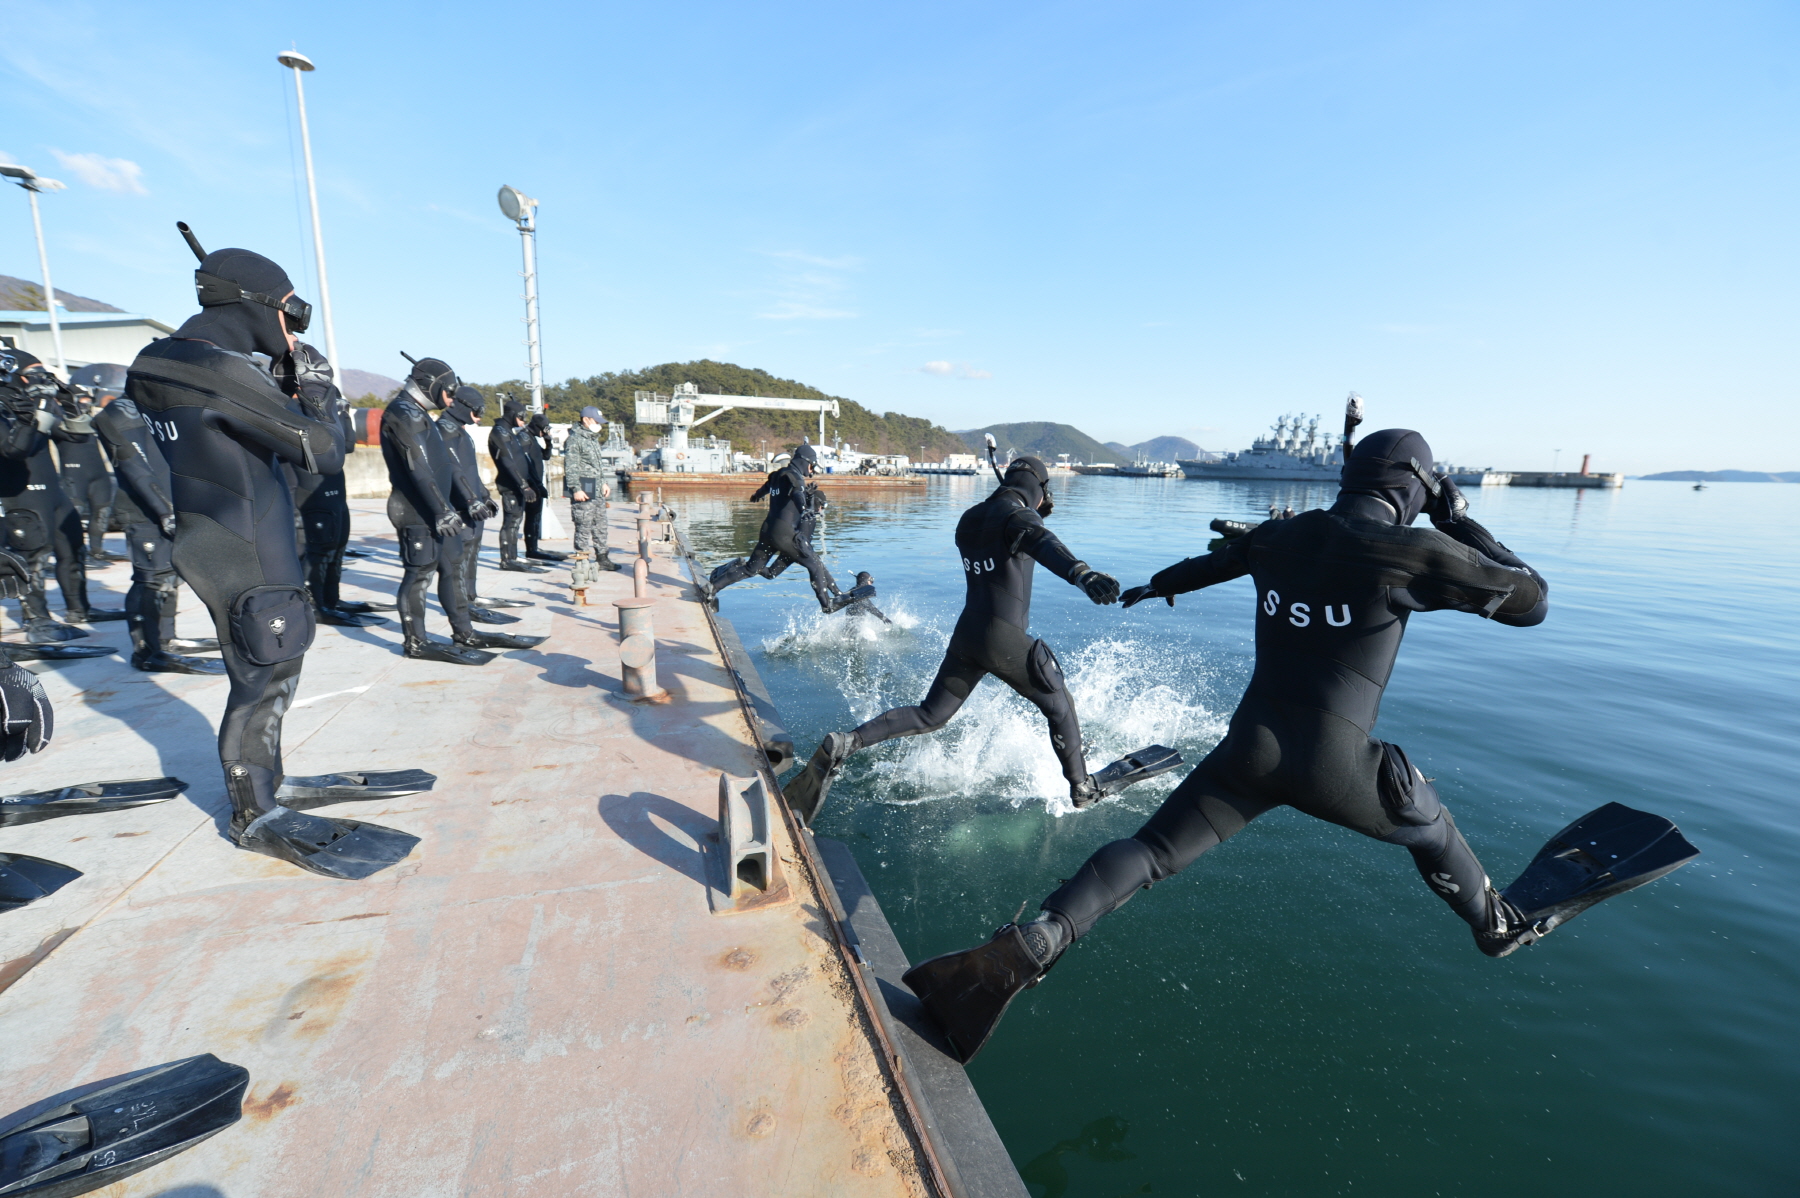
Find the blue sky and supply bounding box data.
[3,1,1795,471]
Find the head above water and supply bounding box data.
[791,442,818,475]
[1002,454,1053,516]
[1338,428,1438,524]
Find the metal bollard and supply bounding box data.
[632,556,648,598]
[709,772,789,914]
[612,598,668,702]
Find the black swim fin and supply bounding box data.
[454,631,546,651]
[316,608,388,628]
[1088,745,1182,799]
[276,769,437,809]
[0,644,117,662]
[475,596,534,609]
[468,607,521,625]
[1483,801,1699,956]
[0,853,83,911]
[234,806,419,880]
[783,732,856,825]
[903,922,1061,1064]
[1,778,189,827]
[0,1053,248,1196]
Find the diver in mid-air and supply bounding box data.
[903,420,1699,1063]
[783,450,1180,824]
[698,442,877,618]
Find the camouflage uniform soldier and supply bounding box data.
[563,406,613,564]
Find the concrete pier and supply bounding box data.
[0,498,1015,1196]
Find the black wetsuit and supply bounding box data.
[288,367,356,614]
[56,432,115,555]
[441,414,491,610]
[708,463,844,610]
[127,336,347,815]
[92,397,182,659]
[489,419,534,567]
[852,483,1094,786]
[0,406,93,623]
[382,387,478,644]
[1040,493,1548,941]
[522,421,551,553]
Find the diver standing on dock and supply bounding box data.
[490,400,544,573]
[282,341,377,628]
[905,428,1694,1063]
[784,454,1153,823]
[440,385,543,649]
[523,411,564,562]
[697,442,877,619]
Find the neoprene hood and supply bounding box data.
[175,248,302,360]
[1339,428,1436,524]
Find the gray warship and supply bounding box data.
[1179,410,1348,481]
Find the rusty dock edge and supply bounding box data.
[676,527,1029,1198]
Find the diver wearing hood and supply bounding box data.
[128,230,418,879]
[381,355,496,663]
[54,387,125,563]
[699,442,875,614]
[0,351,122,636]
[902,429,1555,1061]
[438,386,543,650]
[279,342,370,628]
[783,455,1123,822]
[488,399,542,572]
[522,411,561,560]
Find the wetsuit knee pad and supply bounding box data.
[398,525,438,567]
[1026,638,1066,694]
[4,509,48,554]
[1377,741,1442,827]
[229,585,316,666]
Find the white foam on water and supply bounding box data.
[759,597,925,657]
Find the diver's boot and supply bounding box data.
[454,630,546,651]
[468,606,521,625]
[132,651,227,676]
[166,636,222,652]
[227,762,420,881]
[26,617,87,644]
[403,636,495,666]
[903,915,1069,1064]
[782,731,858,824]
[1069,778,1104,810]
[66,606,129,624]
[1472,888,1538,959]
[277,769,436,809]
[501,560,549,574]
[1,778,189,827]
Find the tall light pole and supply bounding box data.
[498,185,544,413]
[0,164,69,377]
[277,49,340,383]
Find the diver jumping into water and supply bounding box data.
[698,442,877,616]
[784,453,1178,824]
[903,427,1698,1063]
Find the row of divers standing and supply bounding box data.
[729,430,1701,1065]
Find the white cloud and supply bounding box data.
[919,360,990,379]
[50,150,146,194]
[757,302,855,321]
[920,360,955,375]
[963,367,992,379]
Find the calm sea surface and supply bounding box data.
[680,474,1799,1197]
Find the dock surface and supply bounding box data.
[0,500,951,1196]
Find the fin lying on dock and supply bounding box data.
[1,778,189,827]
[234,807,419,880]
[0,1053,249,1197]
[1088,745,1182,799]
[0,644,117,662]
[275,769,436,809]
[1484,801,1699,956]
[0,852,83,911]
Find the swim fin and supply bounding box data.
[782,732,856,825]
[1,778,189,827]
[164,637,221,653]
[131,651,227,675]
[345,600,399,612]
[1482,801,1699,956]
[275,769,436,809]
[1088,745,1182,799]
[454,631,546,651]
[475,596,534,609]
[234,806,419,880]
[0,644,116,662]
[0,1053,248,1196]
[468,607,521,625]
[316,608,388,628]
[0,852,83,911]
[902,921,1063,1064]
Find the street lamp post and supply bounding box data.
[497,186,544,414]
[0,164,69,376]
[276,50,340,384]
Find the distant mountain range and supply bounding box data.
[1639,470,1800,483]
[0,275,125,313]
[1105,435,1202,462]
[341,368,403,402]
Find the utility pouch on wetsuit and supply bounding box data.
[304,507,348,548]
[2,509,47,554]
[229,584,316,666]
[1377,741,1442,827]
[1027,638,1066,694]
[399,525,437,567]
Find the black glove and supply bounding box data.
[521,487,537,504]
[434,511,466,538]
[0,549,30,599]
[0,660,52,760]
[1120,584,1173,609]
[1429,474,1469,526]
[160,514,179,539]
[473,498,500,522]
[1076,568,1120,605]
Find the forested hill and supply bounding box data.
[956,421,1118,464]
[468,361,967,459]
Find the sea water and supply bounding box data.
[679,475,1800,1197]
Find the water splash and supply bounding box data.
[759,597,924,657]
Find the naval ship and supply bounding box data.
[1179,412,1348,481]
